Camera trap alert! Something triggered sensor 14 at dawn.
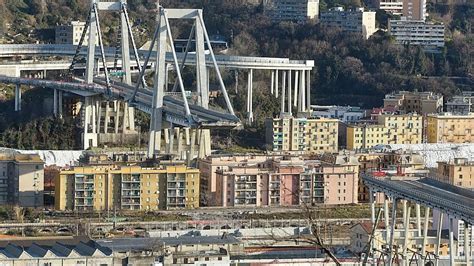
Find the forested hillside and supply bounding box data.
[0,0,472,149]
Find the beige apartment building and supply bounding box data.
[426,113,474,143]
[346,114,422,150]
[0,153,44,208]
[320,7,377,39]
[266,116,339,154]
[55,164,199,211]
[55,21,98,45]
[264,0,319,22]
[383,91,443,114]
[402,0,427,20]
[436,158,473,188]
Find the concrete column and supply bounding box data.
[169,126,175,154]
[370,189,375,224]
[58,90,63,118]
[449,217,455,266]
[288,70,292,115]
[464,221,471,265]
[300,70,306,112]
[280,71,286,115]
[235,70,238,93]
[195,17,209,108]
[270,70,274,95]
[402,200,408,228]
[122,102,129,133]
[306,69,311,111]
[104,102,110,134]
[53,89,58,116]
[403,204,411,265]
[275,70,279,98]
[416,204,421,237]
[91,99,97,134]
[421,207,430,265]
[14,84,21,111]
[293,70,299,107]
[128,106,135,131]
[165,64,169,91]
[435,212,443,266]
[43,70,47,79]
[384,196,390,245]
[388,198,398,266]
[247,69,253,123]
[115,101,120,134]
[96,100,101,134]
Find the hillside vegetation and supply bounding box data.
[0,0,472,150]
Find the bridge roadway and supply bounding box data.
[0,44,314,70]
[362,175,474,224]
[0,75,240,128]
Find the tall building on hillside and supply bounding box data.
[402,0,427,20]
[0,153,44,208]
[55,165,199,211]
[265,116,339,153]
[426,113,474,143]
[383,91,443,114]
[320,7,377,39]
[389,20,445,49]
[377,0,403,15]
[346,114,422,150]
[55,21,98,45]
[446,92,474,115]
[264,0,319,22]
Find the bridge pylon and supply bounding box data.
[141,7,235,159]
[76,0,140,150]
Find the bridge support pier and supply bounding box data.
[421,207,430,265]
[416,203,421,237]
[306,69,311,112]
[293,70,299,108]
[270,70,274,95]
[449,217,455,266]
[403,203,411,265]
[14,84,21,111]
[275,70,279,98]
[287,70,292,115]
[384,196,390,245]
[435,212,443,266]
[280,70,286,115]
[464,221,471,265]
[388,197,398,266]
[247,69,253,123]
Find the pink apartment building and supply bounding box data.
[214,155,359,207]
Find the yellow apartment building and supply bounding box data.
[346,114,422,150]
[436,158,473,188]
[426,114,474,143]
[266,116,338,153]
[346,124,389,150]
[55,165,199,211]
[378,114,423,144]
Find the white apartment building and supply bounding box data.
[55,21,98,45]
[264,0,319,22]
[320,7,377,39]
[312,105,366,123]
[389,19,445,48]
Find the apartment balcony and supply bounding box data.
[122,191,140,197]
[122,184,140,190]
[122,198,140,204]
